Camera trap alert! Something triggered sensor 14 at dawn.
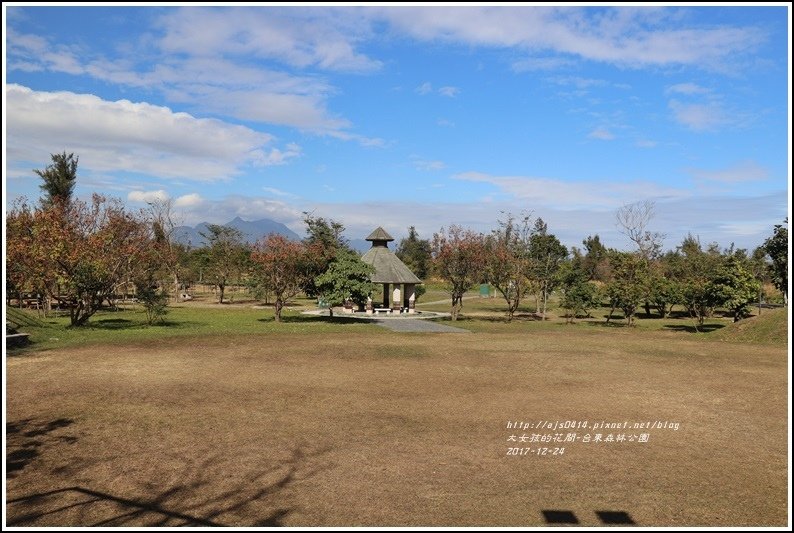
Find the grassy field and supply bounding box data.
[8,282,775,354]
[5,297,789,526]
[6,301,381,353]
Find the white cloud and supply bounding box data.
[307,191,785,253]
[453,171,688,210]
[666,82,711,95]
[636,139,658,148]
[172,194,303,227]
[128,190,170,203]
[668,99,728,131]
[416,82,433,95]
[689,161,769,183]
[262,187,299,199]
[257,143,302,166]
[166,190,785,254]
[157,7,381,73]
[175,193,204,208]
[549,76,607,89]
[512,56,576,72]
[413,159,446,171]
[5,85,298,182]
[7,27,366,139]
[588,127,615,140]
[378,7,765,70]
[417,83,460,98]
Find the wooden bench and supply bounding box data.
[6,333,31,348]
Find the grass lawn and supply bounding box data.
[5,309,788,526]
[7,301,381,353]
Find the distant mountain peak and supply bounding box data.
[173,216,301,247]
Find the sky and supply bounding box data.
[3,4,791,251]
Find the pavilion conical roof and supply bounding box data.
[365,227,394,242]
[360,227,422,284]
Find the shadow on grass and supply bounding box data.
[84,318,135,330]
[541,509,636,525]
[6,418,77,479]
[664,324,726,334]
[7,446,330,526]
[83,319,201,331]
[256,315,363,325]
[586,321,630,329]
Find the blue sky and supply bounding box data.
[3,4,790,251]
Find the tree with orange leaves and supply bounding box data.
[250,234,315,322]
[432,225,487,321]
[7,194,153,326]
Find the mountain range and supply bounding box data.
[173,217,371,252]
[172,217,301,247]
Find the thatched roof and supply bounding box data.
[360,227,422,284]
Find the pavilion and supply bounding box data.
[360,227,422,314]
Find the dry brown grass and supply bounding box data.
[6,329,788,526]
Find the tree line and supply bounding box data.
[6,152,789,329]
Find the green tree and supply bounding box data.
[527,218,568,320]
[645,274,681,318]
[605,251,649,326]
[763,219,788,304]
[396,226,432,279]
[676,235,724,329]
[200,224,248,304]
[302,212,350,298]
[711,254,762,322]
[315,249,375,318]
[557,261,599,323]
[580,234,610,281]
[35,151,79,207]
[134,277,169,324]
[303,212,349,251]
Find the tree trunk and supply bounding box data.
[218,283,225,304]
[606,304,616,323]
[274,299,283,322]
[644,301,651,317]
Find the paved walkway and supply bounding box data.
[373,319,470,333]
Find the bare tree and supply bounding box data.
[615,200,665,259]
[148,198,183,302]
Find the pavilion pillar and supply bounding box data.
[392,285,402,312]
[405,284,416,314]
[366,296,374,315]
[382,284,390,308]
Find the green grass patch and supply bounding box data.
[7,298,785,355]
[7,303,380,354]
[6,306,49,328]
[713,307,788,345]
